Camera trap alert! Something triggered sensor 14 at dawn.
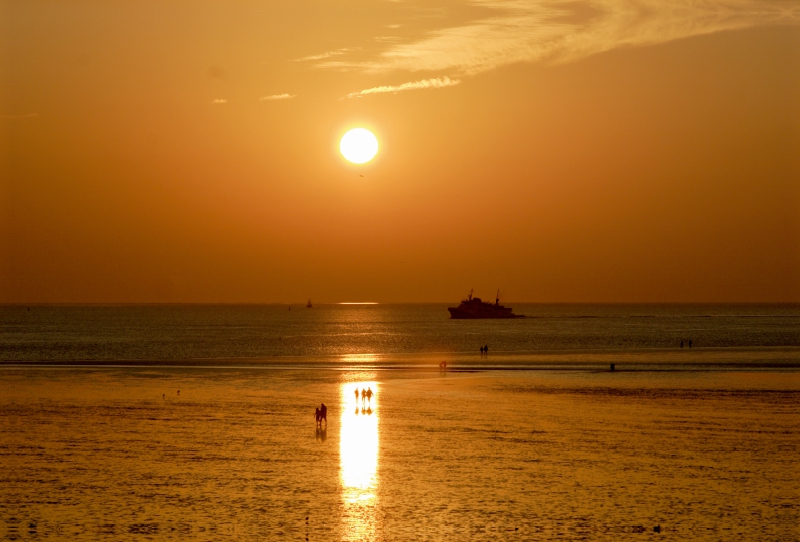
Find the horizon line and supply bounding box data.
[2,301,798,306]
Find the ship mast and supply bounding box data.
[496,289,500,305]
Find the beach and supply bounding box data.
[2,367,798,540]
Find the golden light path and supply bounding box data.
[340,354,380,365]
[340,381,379,540]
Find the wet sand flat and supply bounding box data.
[1,368,798,540]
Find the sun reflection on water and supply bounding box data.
[340,381,379,540]
[340,354,380,366]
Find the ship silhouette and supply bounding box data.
[447,289,523,319]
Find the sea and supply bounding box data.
[2,303,799,367]
[1,304,799,540]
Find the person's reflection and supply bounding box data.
[315,426,327,442]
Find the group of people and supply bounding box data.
[354,387,374,415]
[354,387,373,405]
[680,339,694,348]
[480,344,489,354]
[314,403,327,426]
[314,387,376,426]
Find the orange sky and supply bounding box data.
[1,0,799,303]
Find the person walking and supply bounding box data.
[366,387,373,405]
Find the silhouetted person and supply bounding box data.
[366,387,373,405]
[439,360,447,370]
[484,344,488,354]
[680,340,684,348]
[320,403,327,425]
[177,390,180,395]
[315,407,321,426]
[610,363,615,372]
[354,388,359,404]
[689,339,693,348]
[480,346,484,354]
[361,389,366,405]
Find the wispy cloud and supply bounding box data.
[294,48,355,62]
[210,99,228,104]
[321,0,799,75]
[0,113,39,119]
[347,76,461,97]
[260,93,296,101]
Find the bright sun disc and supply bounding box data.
[340,128,378,164]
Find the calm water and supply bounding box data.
[1,305,798,540]
[1,304,799,367]
[1,369,798,541]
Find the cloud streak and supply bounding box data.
[294,48,355,62]
[210,99,227,104]
[347,76,461,97]
[0,113,39,119]
[320,0,799,75]
[260,94,296,100]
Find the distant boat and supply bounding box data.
[448,289,523,319]
[306,299,313,308]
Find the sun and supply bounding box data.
[340,128,378,164]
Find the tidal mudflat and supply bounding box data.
[1,368,798,540]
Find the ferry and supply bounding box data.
[447,290,523,319]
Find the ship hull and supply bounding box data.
[447,307,523,319]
